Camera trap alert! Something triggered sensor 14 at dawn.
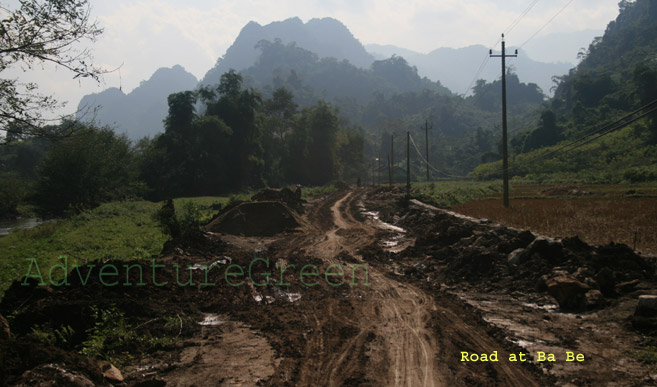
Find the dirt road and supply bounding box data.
[275,189,542,386]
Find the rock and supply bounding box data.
[546,275,591,310]
[0,313,10,339]
[134,380,167,387]
[536,274,550,292]
[616,279,640,293]
[635,295,657,317]
[97,360,123,382]
[527,237,564,262]
[17,364,95,387]
[507,248,528,266]
[595,267,616,297]
[585,290,605,309]
[414,262,427,272]
[574,266,594,279]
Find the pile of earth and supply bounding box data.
[250,187,304,212]
[363,190,656,312]
[206,200,301,237]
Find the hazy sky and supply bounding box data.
[3,0,621,118]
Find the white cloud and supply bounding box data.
[2,0,622,119]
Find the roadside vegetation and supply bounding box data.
[412,180,503,208]
[0,197,228,297]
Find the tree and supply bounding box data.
[633,64,657,142]
[1,0,104,142]
[204,70,263,189]
[34,123,139,215]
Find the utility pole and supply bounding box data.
[388,155,392,187]
[377,154,381,186]
[424,120,430,182]
[406,131,411,196]
[490,33,517,208]
[391,135,394,184]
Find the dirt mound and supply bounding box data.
[251,188,303,211]
[205,201,300,236]
[365,190,655,311]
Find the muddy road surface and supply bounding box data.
[2,187,656,386]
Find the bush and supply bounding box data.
[33,125,142,215]
[0,172,28,217]
[178,201,203,237]
[623,166,657,183]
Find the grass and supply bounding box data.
[0,186,336,298]
[0,196,230,297]
[473,124,657,184]
[299,184,338,200]
[412,180,504,208]
[451,184,657,254]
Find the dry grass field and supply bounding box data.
[451,184,657,254]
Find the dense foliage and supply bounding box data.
[475,0,657,181]
[137,70,365,200]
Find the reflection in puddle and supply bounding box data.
[198,314,225,326]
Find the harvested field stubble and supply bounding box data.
[451,198,657,254]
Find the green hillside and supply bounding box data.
[475,0,657,182]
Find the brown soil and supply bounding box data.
[205,200,301,237]
[1,187,657,386]
[451,197,657,254]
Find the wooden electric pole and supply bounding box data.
[424,120,430,182]
[388,155,392,187]
[377,153,381,186]
[391,135,394,184]
[406,131,411,196]
[490,33,517,208]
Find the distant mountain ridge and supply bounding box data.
[76,17,590,140]
[200,17,375,86]
[77,65,197,140]
[366,43,573,96]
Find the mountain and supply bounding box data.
[200,17,374,87]
[77,65,198,141]
[235,38,450,107]
[366,43,573,96]
[366,44,420,61]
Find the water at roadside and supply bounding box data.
[0,217,49,237]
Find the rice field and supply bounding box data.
[450,184,657,254]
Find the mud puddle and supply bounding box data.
[357,199,413,253]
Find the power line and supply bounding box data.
[505,0,542,35]
[475,98,657,179]
[561,105,657,154]
[452,0,541,104]
[519,0,575,49]
[409,133,471,179]
[531,98,657,162]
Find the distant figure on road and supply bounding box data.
[295,184,302,200]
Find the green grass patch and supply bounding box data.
[412,180,503,208]
[473,124,657,184]
[0,196,230,298]
[629,346,657,366]
[299,184,338,200]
